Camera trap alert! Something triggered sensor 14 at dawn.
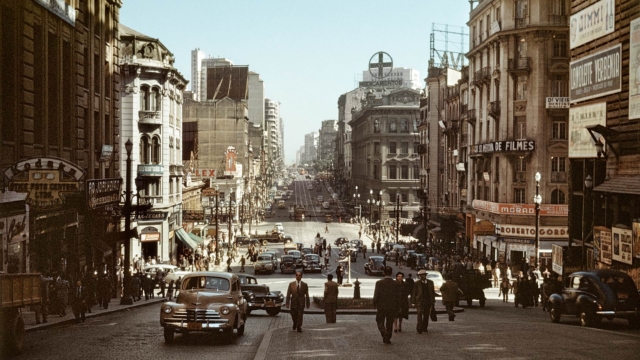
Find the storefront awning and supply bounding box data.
[593,176,640,195]
[175,228,198,250]
[188,232,204,246]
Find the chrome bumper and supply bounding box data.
[248,301,283,308]
[596,310,639,316]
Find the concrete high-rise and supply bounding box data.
[190,48,205,100]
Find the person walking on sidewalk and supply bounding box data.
[325,224,329,233]
[393,272,410,333]
[72,280,88,323]
[167,280,175,300]
[439,275,461,321]
[239,255,246,273]
[336,264,344,285]
[324,274,339,323]
[226,257,233,272]
[413,269,435,334]
[285,271,310,332]
[373,266,400,344]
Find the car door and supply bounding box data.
[564,275,581,314]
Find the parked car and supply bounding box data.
[548,270,640,328]
[282,234,294,244]
[235,236,251,246]
[142,265,188,286]
[350,239,363,253]
[254,254,276,275]
[364,256,386,276]
[412,254,428,270]
[301,247,314,256]
[160,272,247,343]
[280,255,297,274]
[235,274,284,316]
[302,254,322,273]
[384,244,407,262]
[323,202,331,209]
[334,237,350,247]
[286,250,303,267]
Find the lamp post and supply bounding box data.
[215,184,220,264]
[353,186,360,221]
[533,172,542,271]
[369,190,373,225]
[120,139,149,305]
[395,194,402,244]
[422,188,428,247]
[584,175,593,270]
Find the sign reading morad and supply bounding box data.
[471,140,535,154]
[570,44,621,103]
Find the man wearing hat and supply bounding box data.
[413,269,435,333]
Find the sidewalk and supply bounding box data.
[24,296,165,333]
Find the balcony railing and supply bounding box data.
[139,195,162,205]
[515,17,527,29]
[508,57,531,73]
[139,110,162,125]
[489,101,501,119]
[550,15,568,26]
[138,164,163,177]
[467,109,477,123]
[461,104,468,114]
[417,144,428,154]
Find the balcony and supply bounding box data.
[473,67,491,85]
[515,17,527,29]
[138,164,163,177]
[550,171,567,183]
[514,171,526,183]
[550,15,568,26]
[444,119,459,134]
[139,195,162,205]
[417,144,428,154]
[489,101,501,119]
[508,57,531,76]
[467,109,477,124]
[139,110,162,125]
[169,164,184,176]
[461,104,468,114]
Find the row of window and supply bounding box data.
[383,165,420,180]
[373,118,418,133]
[373,141,421,155]
[140,135,180,165]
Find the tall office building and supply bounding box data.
[190,48,205,100]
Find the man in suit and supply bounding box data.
[413,269,436,333]
[72,280,88,323]
[373,266,400,344]
[286,271,310,332]
[324,274,339,323]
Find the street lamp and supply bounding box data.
[533,172,542,271]
[353,186,360,220]
[214,184,220,263]
[422,188,429,247]
[395,194,403,244]
[120,139,150,305]
[584,175,593,269]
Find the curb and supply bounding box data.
[254,325,278,360]
[25,298,164,333]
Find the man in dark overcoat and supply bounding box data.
[373,266,400,344]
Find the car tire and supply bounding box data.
[236,323,245,336]
[466,299,473,307]
[263,240,268,246]
[580,309,596,327]
[479,298,486,307]
[163,328,174,344]
[266,308,281,316]
[550,304,562,323]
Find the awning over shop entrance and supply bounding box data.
[175,228,198,250]
[188,232,204,246]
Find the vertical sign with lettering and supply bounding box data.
[629,17,640,120]
[568,102,607,158]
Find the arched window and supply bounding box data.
[389,119,397,133]
[169,136,174,165]
[152,136,160,164]
[140,85,149,111]
[140,136,150,164]
[551,189,565,204]
[152,87,161,111]
[400,119,409,133]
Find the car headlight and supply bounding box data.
[163,306,173,314]
[220,306,230,315]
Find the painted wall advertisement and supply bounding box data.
[570,0,615,49]
[594,226,611,265]
[629,17,640,120]
[633,222,640,259]
[570,44,621,103]
[224,146,237,177]
[568,102,606,158]
[552,244,563,275]
[612,227,633,265]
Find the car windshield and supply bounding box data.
[427,273,441,280]
[371,258,384,265]
[182,276,230,291]
[600,275,635,295]
[305,255,319,261]
[258,256,271,261]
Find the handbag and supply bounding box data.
[430,304,437,321]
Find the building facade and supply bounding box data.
[264,98,283,168]
[119,24,188,263]
[463,0,571,271]
[1,0,122,277]
[318,120,337,163]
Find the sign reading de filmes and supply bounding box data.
[570,44,621,103]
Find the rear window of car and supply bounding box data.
[182,276,230,291]
[600,275,636,295]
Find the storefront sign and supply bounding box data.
[570,44,621,103]
[470,140,535,154]
[202,188,218,197]
[612,226,633,265]
[629,18,640,120]
[546,97,570,109]
[138,164,163,176]
[496,224,569,239]
[633,222,640,259]
[4,157,84,210]
[182,210,204,221]
[169,212,178,224]
[472,200,568,217]
[140,226,160,242]
[499,237,535,245]
[189,168,216,180]
[135,211,167,221]
[86,178,122,210]
[568,102,607,158]
[358,79,404,87]
[99,145,114,162]
[490,21,501,36]
[552,244,563,275]
[224,146,237,177]
[570,0,615,49]
[473,220,495,235]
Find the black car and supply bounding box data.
[301,247,313,255]
[412,254,427,270]
[334,237,349,247]
[302,254,322,273]
[280,255,296,274]
[548,270,640,328]
[364,256,386,276]
[249,239,262,248]
[235,274,284,316]
[283,235,294,244]
[235,236,251,246]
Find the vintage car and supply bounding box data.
[350,239,363,253]
[280,255,297,274]
[301,247,314,256]
[254,254,276,275]
[160,272,247,343]
[302,254,322,273]
[286,250,303,267]
[412,254,428,271]
[364,256,386,276]
[334,237,350,247]
[548,270,640,328]
[384,245,407,262]
[283,242,298,254]
[235,236,251,246]
[425,270,444,296]
[235,274,284,316]
[142,265,189,286]
[283,234,294,244]
[338,244,357,262]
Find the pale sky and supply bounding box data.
[120,0,471,164]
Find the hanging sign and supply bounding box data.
[570,0,615,49]
[629,17,640,120]
[570,44,621,103]
[612,226,633,265]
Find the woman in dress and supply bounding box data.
[393,272,410,333]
